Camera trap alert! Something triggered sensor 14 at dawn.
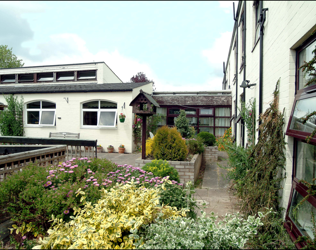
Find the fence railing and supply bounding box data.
[0,136,98,160]
[0,145,66,182]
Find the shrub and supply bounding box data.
[152,126,188,161]
[216,127,233,151]
[146,136,154,156]
[33,182,187,249]
[197,131,216,146]
[174,110,194,138]
[142,159,180,182]
[135,210,266,249]
[186,137,205,155]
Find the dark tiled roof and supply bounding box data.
[0,82,150,94]
[153,95,232,106]
[142,91,160,107]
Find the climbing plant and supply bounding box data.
[239,98,256,146]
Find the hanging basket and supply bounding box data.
[120,118,125,123]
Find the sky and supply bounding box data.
[0,1,238,91]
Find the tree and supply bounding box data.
[0,45,24,68]
[0,95,24,136]
[174,110,194,138]
[130,72,156,90]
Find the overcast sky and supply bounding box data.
[0,1,237,91]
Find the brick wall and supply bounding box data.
[203,146,218,164]
[134,153,202,184]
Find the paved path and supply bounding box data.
[98,152,141,166]
[193,151,240,218]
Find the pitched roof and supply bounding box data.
[0,82,150,94]
[153,95,232,106]
[141,90,160,107]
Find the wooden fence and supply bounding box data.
[0,145,66,182]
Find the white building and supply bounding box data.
[223,1,316,246]
[0,62,153,153]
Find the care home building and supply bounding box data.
[0,62,153,153]
[222,0,316,245]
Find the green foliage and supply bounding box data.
[135,210,266,249]
[33,182,187,249]
[142,159,180,182]
[0,45,24,68]
[0,94,24,136]
[197,131,216,146]
[239,98,256,145]
[152,126,188,161]
[186,137,205,155]
[174,110,194,138]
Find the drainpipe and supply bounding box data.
[233,2,238,143]
[258,2,268,138]
[242,1,246,147]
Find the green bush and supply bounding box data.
[197,131,216,146]
[142,159,180,182]
[135,210,266,249]
[152,126,188,161]
[0,158,118,236]
[174,110,194,138]
[186,137,205,155]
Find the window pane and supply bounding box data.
[185,109,196,115]
[100,101,117,109]
[299,40,316,90]
[1,74,15,83]
[296,141,316,183]
[215,128,227,136]
[215,108,231,117]
[83,101,99,109]
[199,127,214,134]
[19,74,33,82]
[57,72,74,81]
[215,118,230,127]
[199,117,214,126]
[167,117,175,126]
[27,102,40,109]
[37,73,53,82]
[77,70,96,80]
[200,108,213,115]
[289,190,316,240]
[169,108,180,115]
[157,108,167,126]
[187,117,197,126]
[27,111,39,124]
[83,111,97,125]
[41,111,55,125]
[290,97,316,133]
[99,111,116,126]
[42,101,56,109]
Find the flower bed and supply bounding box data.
[134,153,202,184]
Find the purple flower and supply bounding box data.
[64,209,69,214]
[67,190,73,197]
[95,184,100,186]
[22,236,26,240]
[86,179,91,182]
[68,170,74,173]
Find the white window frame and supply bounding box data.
[26,101,56,127]
[81,100,117,128]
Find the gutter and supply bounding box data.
[242,1,246,147]
[234,2,239,143]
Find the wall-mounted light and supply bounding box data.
[64,97,69,103]
[121,102,125,110]
[240,80,256,89]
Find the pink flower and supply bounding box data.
[22,236,26,240]
[87,160,91,163]
[86,179,91,182]
[68,170,74,173]
[70,166,74,169]
[93,179,97,181]
[95,184,100,186]
[64,209,69,214]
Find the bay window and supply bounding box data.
[26,101,56,126]
[82,100,117,128]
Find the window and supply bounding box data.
[82,100,117,127]
[57,71,74,81]
[77,70,96,80]
[26,101,56,126]
[1,74,15,83]
[215,108,231,117]
[253,1,261,46]
[285,34,316,247]
[19,74,34,83]
[37,72,53,82]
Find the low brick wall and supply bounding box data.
[134,153,202,184]
[203,146,218,164]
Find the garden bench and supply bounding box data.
[49,132,80,139]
